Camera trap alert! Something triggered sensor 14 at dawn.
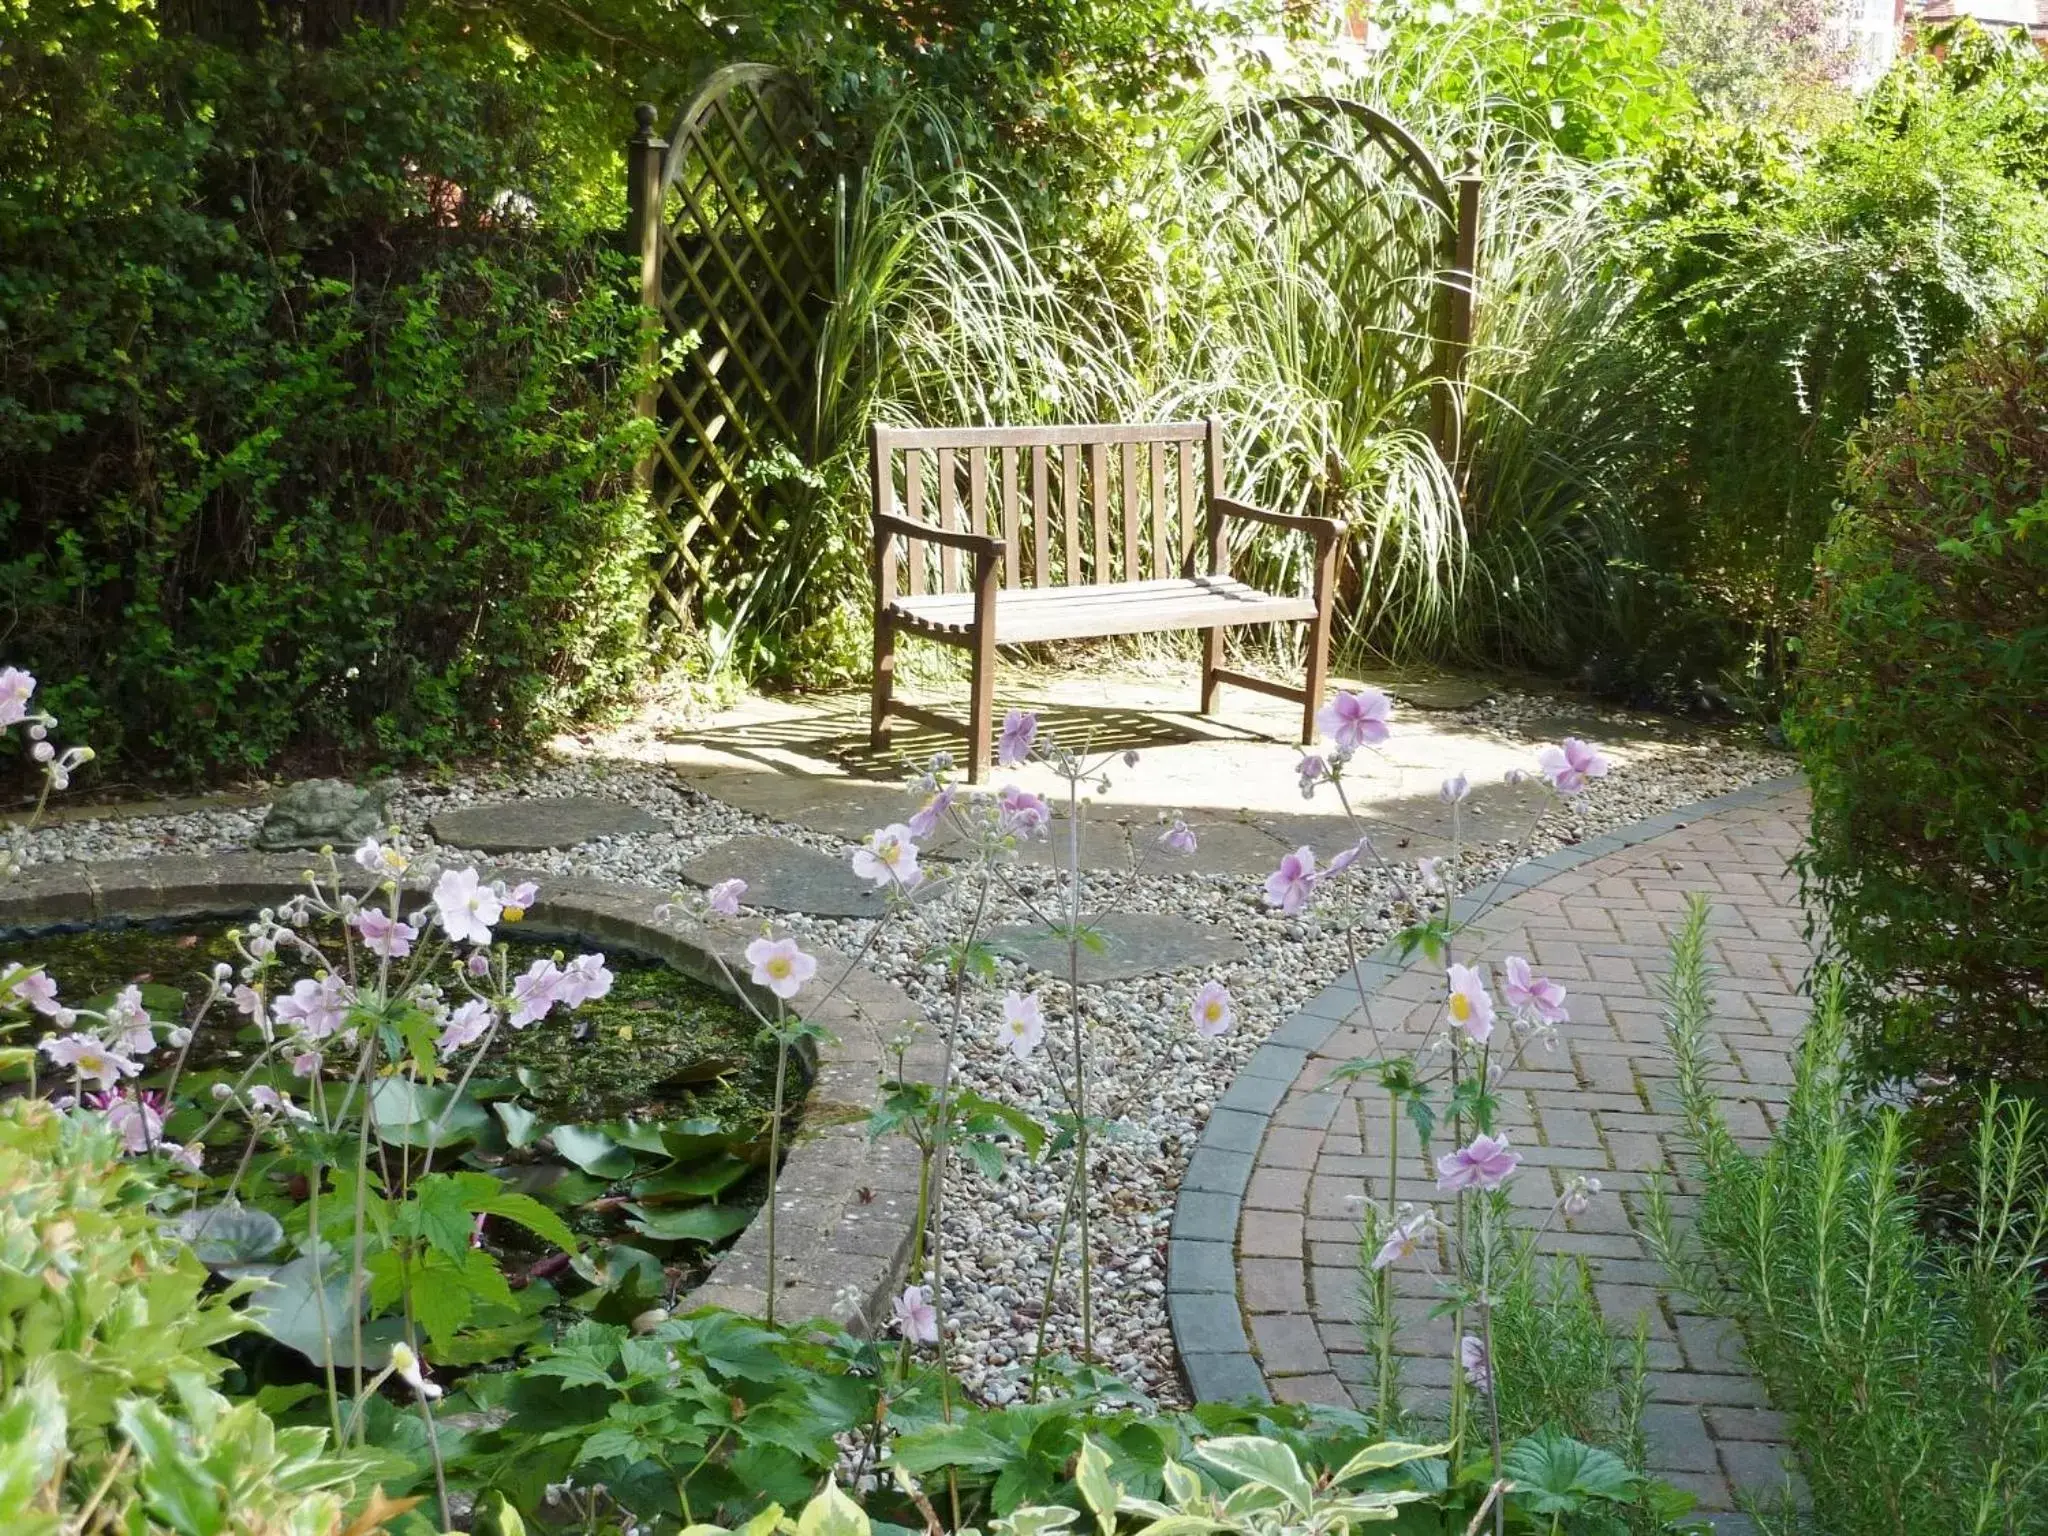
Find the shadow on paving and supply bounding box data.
[660,695,1269,779]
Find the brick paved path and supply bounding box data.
[1167,780,1812,1532]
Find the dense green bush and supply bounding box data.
[1355,0,1687,164]
[0,3,653,777]
[1787,315,2048,1094]
[1589,22,2048,707]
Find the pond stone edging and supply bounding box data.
[0,851,936,1333]
[1165,774,1807,1403]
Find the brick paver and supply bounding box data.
[1168,779,1812,1532]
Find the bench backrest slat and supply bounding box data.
[1031,445,1051,589]
[935,446,959,591]
[996,446,1018,589]
[873,420,1215,596]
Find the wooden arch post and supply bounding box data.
[1430,154,1484,473]
[626,102,669,494]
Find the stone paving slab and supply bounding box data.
[1167,777,1812,1527]
[429,794,665,852]
[989,913,1246,983]
[678,834,897,918]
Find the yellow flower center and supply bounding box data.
[1449,994,1471,1022]
[767,956,791,979]
[1204,1001,1224,1022]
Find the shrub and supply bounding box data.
[0,5,653,778]
[1786,316,2048,1093]
[1592,24,2048,708]
[1653,900,2048,1535]
[0,1099,400,1535]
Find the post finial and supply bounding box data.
[634,102,659,138]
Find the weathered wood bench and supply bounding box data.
[870,418,1343,781]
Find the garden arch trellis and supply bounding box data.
[623,84,1478,630]
[1200,96,1481,463]
[625,65,836,629]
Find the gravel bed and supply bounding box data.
[12,693,1792,1405]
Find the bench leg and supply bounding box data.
[1300,625,1330,746]
[965,552,1000,784]
[1301,533,1338,745]
[967,634,995,785]
[1200,627,1225,714]
[871,615,895,750]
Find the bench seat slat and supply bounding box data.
[888,576,1316,646]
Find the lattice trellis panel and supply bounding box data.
[1202,97,1462,433]
[631,65,834,626]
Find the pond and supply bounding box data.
[1,914,803,1373]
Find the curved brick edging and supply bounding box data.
[0,853,933,1331]
[1166,776,1811,1527]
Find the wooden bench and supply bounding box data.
[869,418,1343,781]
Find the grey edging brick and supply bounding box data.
[1164,774,1803,1404]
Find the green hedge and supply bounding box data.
[1788,316,2048,1092]
[0,5,654,777]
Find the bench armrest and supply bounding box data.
[1214,496,1343,546]
[874,511,1003,558]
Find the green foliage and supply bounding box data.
[1486,1248,1649,1458]
[450,1310,883,1522]
[1594,23,2048,705]
[453,1326,1695,1536]
[0,1099,396,1535]
[1653,901,2048,1536]
[1655,0,1858,122]
[0,2,653,777]
[1786,316,2048,1093]
[1353,0,1688,164]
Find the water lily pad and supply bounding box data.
[246,1249,404,1371]
[606,1119,672,1157]
[369,1078,489,1149]
[630,1156,750,1203]
[491,1163,608,1206]
[493,1101,542,1149]
[166,1202,285,1266]
[549,1124,636,1179]
[659,1115,739,1161]
[623,1202,753,1244]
